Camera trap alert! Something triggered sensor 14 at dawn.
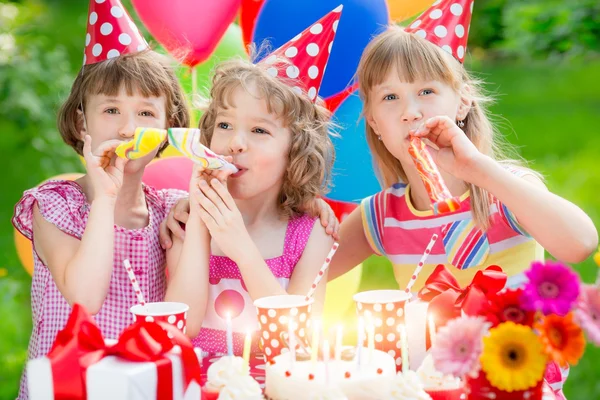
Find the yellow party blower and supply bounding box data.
[115,128,167,160]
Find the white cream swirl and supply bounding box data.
[218,375,263,400]
[205,356,250,392]
[416,354,461,390]
[388,371,432,400]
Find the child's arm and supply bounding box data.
[286,224,335,316]
[33,136,127,314]
[165,165,212,338]
[473,157,598,263]
[159,197,340,249]
[327,207,375,281]
[414,116,598,263]
[164,206,210,338]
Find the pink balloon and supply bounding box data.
[142,157,193,191]
[131,0,241,67]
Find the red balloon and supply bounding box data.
[322,198,358,222]
[240,0,265,51]
[131,0,242,67]
[142,157,193,191]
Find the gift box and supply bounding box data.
[404,264,507,371]
[27,304,202,400]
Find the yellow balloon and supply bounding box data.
[15,173,84,275]
[321,264,363,332]
[387,0,431,22]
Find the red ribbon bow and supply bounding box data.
[418,264,507,327]
[47,304,201,400]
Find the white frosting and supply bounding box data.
[205,356,250,392]
[308,386,348,400]
[218,375,263,400]
[388,371,431,400]
[265,347,395,400]
[416,354,461,390]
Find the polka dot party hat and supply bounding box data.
[257,5,343,102]
[404,0,474,63]
[83,0,149,65]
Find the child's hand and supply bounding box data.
[314,199,340,240]
[83,135,128,200]
[189,158,234,215]
[411,116,484,181]
[194,178,249,262]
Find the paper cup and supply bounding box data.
[254,295,314,363]
[130,301,189,334]
[353,290,411,372]
[426,386,467,400]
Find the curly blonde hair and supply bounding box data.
[357,27,541,230]
[198,58,335,218]
[58,50,189,156]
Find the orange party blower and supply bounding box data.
[408,136,460,215]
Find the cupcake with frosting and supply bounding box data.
[202,356,251,400]
[388,371,432,400]
[218,375,263,400]
[416,355,465,400]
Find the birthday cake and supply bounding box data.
[264,347,396,400]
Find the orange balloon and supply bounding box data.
[387,0,431,22]
[14,173,84,276]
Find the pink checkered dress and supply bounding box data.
[12,180,186,399]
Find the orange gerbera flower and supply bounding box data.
[536,313,585,367]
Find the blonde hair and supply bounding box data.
[357,27,540,230]
[58,50,190,156]
[199,58,335,218]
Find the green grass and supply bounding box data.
[1,60,599,398]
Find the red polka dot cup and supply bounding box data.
[130,302,189,335]
[353,290,411,372]
[254,295,313,364]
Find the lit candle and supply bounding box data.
[428,315,437,347]
[399,324,409,374]
[288,318,296,368]
[367,321,375,364]
[335,325,343,361]
[323,339,330,385]
[311,319,320,365]
[356,317,364,368]
[242,331,251,365]
[225,313,233,357]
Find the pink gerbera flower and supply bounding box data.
[431,315,490,378]
[522,261,580,316]
[575,284,600,345]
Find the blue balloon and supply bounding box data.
[252,0,389,98]
[328,92,381,203]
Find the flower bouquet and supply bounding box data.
[428,260,599,400]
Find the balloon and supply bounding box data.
[15,173,84,276]
[328,91,380,203]
[323,82,359,113]
[192,23,249,97]
[142,156,193,191]
[387,0,432,22]
[240,0,265,51]
[252,0,388,98]
[131,0,241,67]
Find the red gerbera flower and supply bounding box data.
[484,288,536,327]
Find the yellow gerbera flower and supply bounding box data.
[480,322,547,392]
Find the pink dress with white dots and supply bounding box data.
[192,214,316,384]
[12,180,186,399]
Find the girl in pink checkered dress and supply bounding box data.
[11,6,191,394]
